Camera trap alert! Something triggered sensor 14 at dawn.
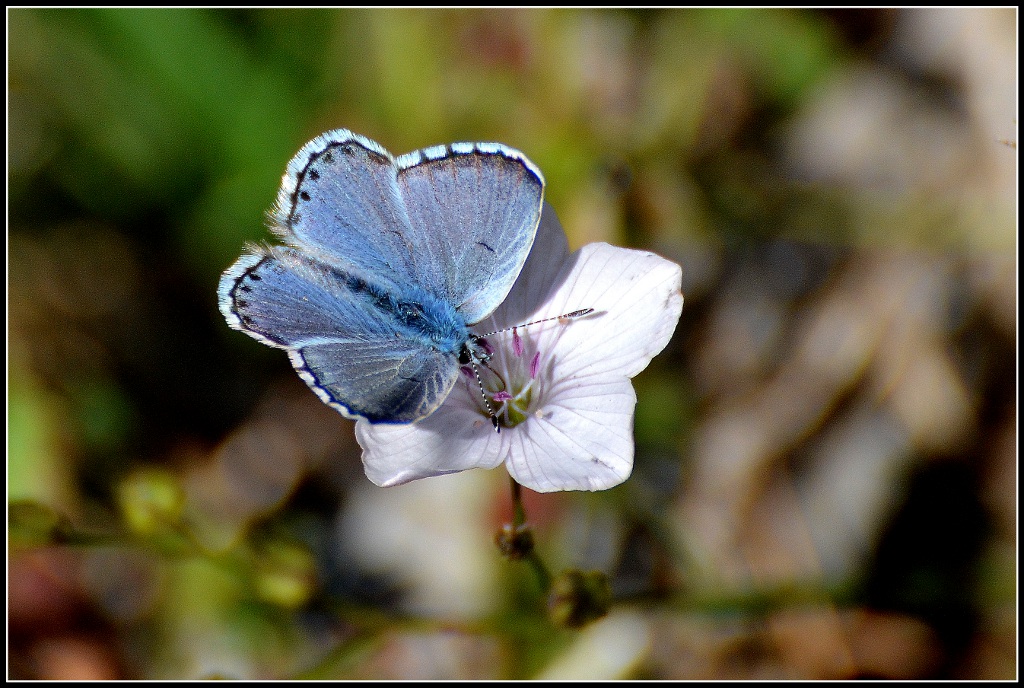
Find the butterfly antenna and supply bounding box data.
[479,308,594,338]
[466,355,501,433]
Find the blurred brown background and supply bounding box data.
[8,8,1016,679]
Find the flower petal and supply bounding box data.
[356,384,507,487]
[531,243,683,380]
[506,377,637,492]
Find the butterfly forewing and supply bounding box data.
[396,143,544,324]
[275,130,425,296]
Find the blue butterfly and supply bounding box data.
[218,129,544,426]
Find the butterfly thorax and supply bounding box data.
[345,273,468,356]
[391,290,469,355]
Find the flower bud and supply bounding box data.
[547,569,612,629]
[253,540,316,609]
[116,468,185,535]
[495,522,535,560]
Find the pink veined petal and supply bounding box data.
[505,377,638,492]
[357,384,507,487]
[531,244,683,381]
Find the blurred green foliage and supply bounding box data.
[8,8,1015,680]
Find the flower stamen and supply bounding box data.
[465,309,591,430]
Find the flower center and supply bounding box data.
[461,327,544,429]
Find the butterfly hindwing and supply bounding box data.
[218,249,464,422]
[292,338,460,423]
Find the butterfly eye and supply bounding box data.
[465,335,492,364]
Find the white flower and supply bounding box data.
[355,204,684,492]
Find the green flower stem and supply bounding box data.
[510,475,526,528]
[21,513,247,579]
[508,475,552,593]
[293,629,381,680]
[297,602,504,679]
[525,550,552,593]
